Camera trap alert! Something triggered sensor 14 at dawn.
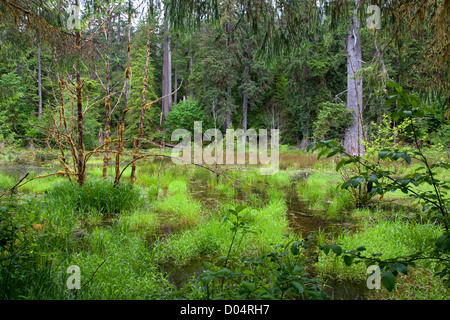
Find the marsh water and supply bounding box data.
[0,161,369,300]
[162,172,369,300]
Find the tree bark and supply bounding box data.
[115,0,132,185]
[162,18,172,118]
[299,64,310,149]
[130,3,152,184]
[37,36,42,119]
[75,0,85,186]
[117,12,121,44]
[188,34,194,99]
[242,34,251,143]
[344,0,364,156]
[102,17,112,178]
[242,64,249,145]
[174,65,178,105]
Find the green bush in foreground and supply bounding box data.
[45,179,144,216]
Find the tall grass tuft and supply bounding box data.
[45,178,144,216]
[316,220,444,282]
[152,192,203,227]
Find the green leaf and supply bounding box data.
[336,159,346,172]
[306,142,317,152]
[321,245,330,255]
[386,82,402,92]
[331,245,343,256]
[241,281,256,292]
[379,151,389,159]
[401,154,412,164]
[393,263,408,275]
[327,150,339,158]
[352,177,365,187]
[291,281,304,293]
[381,271,396,292]
[343,255,353,266]
[291,241,302,256]
[391,153,401,161]
[436,234,450,253]
[317,148,328,160]
[367,182,373,193]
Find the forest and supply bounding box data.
[0,0,449,302]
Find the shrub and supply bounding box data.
[313,102,353,141]
[165,99,209,134]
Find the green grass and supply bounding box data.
[119,210,159,233]
[297,172,348,215]
[216,182,237,197]
[155,199,292,267]
[154,217,231,266]
[316,217,450,299]
[152,192,203,227]
[316,219,446,297]
[71,227,174,299]
[0,172,15,191]
[44,178,145,216]
[167,180,189,195]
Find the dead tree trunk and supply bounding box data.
[162,17,172,118]
[75,8,86,186]
[344,0,364,156]
[37,35,43,119]
[115,0,132,185]
[130,3,152,184]
[102,17,112,178]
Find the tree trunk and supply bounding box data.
[344,0,364,156]
[242,65,249,144]
[162,19,172,118]
[117,12,121,44]
[242,34,251,143]
[188,34,194,99]
[37,36,42,119]
[174,65,178,105]
[116,12,121,73]
[130,4,152,184]
[115,0,132,185]
[102,18,112,178]
[74,2,85,186]
[300,64,310,149]
[222,84,232,131]
[222,21,233,131]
